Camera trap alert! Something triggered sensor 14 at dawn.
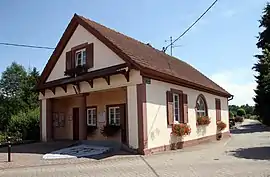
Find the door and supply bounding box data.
[120,104,127,144]
[73,108,80,140]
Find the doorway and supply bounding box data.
[73,108,79,140]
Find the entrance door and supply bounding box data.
[120,104,127,144]
[73,108,80,140]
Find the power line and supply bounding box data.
[0,42,55,50]
[163,0,219,53]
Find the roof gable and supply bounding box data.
[38,14,231,97]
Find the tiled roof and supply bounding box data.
[78,15,231,97]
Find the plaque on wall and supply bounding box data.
[53,112,59,127]
[59,112,65,127]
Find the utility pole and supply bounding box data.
[165,36,173,56]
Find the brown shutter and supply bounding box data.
[179,93,184,123]
[86,43,94,68]
[166,91,174,125]
[71,50,75,69]
[66,51,72,71]
[215,98,221,122]
[183,94,188,123]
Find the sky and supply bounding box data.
[0,0,268,106]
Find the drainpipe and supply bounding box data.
[228,95,234,101]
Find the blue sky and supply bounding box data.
[0,0,268,105]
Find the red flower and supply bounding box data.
[217,121,226,131]
[197,116,211,126]
[171,123,191,137]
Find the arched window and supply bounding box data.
[196,94,208,117]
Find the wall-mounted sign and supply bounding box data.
[144,77,151,84]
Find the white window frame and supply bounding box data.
[87,107,97,126]
[108,106,121,126]
[196,96,207,117]
[75,48,86,67]
[173,93,180,122]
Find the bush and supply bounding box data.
[237,108,246,117]
[7,108,40,140]
[229,111,234,118]
[235,116,244,123]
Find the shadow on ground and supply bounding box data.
[229,146,270,160]
[0,141,134,162]
[230,122,269,134]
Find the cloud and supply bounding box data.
[222,10,236,18]
[210,68,256,106]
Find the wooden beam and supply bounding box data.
[86,80,93,88]
[124,69,130,82]
[61,85,67,93]
[73,82,81,94]
[40,90,45,96]
[50,87,56,95]
[103,76,110,85]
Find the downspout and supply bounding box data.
[228,95,234,101]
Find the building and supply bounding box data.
[36,14,232,155]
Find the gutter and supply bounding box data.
[228,95,234,101]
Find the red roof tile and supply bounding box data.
[78,15,231,97]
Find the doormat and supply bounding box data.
[43,144,111,160]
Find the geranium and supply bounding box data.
[171,123,191,137]
[196,116,211,126]
[217,121,226,131]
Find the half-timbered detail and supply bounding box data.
[37,14,232,155]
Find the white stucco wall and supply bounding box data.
[46,24,125,82]
[41,99,47,142]
[146,79,229,149]
[127,85,139,149]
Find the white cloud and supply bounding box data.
[210,68,256,106]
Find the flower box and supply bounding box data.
[217,121,226,131]
[196,116,211,126]
[171,123,191,137]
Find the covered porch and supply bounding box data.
[38,66,143,150]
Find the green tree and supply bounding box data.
[237,108,246,117]
[253,3,270,125]
[0,63,40,130]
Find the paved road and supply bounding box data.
[1,119,270,177]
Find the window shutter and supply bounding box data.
[86,43,94,68]
[66,51,72,71]
[183,94,188,123]
[166,91,174,125]
[71,50,75,69]
[179,93,184,123]
[215,98,221,122]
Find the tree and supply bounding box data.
[237,108,246,117]
[253,3,270,125]
[0,63,40,130]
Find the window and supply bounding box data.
[173,93,180,122]
[196,94,207,117]
[87,107,97,126]
[75,49,86,66]
[108,106,120,126]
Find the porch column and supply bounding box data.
[40,99,52,142]
[79,95,87,140]
[127,86,139,149]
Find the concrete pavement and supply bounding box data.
[1,119,270,177]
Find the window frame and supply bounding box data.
[75,48,86,67]
[195,94,208,118]
[86,106,97,126]
[173,93,180,122]
[108,106,121,126]
[170,89,184,123]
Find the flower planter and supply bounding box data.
[196,116,211,126]
[216,132,222,140]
